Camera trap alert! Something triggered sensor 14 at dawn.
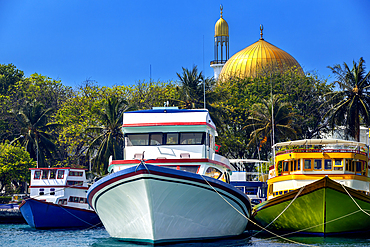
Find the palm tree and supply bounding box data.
[176,65,225,126]
[324,57,370,141]
[85,96,131,174]
[10,100,61,168]
[245,96,297,151]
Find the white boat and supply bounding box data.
[87,107,251,243]
[20,167,101,229]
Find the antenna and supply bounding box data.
[203,35,206,109]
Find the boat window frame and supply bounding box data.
[303,159,313,171]
[314,159,322,170]
[324,159,333,171]
[57,170,65,179]
[205,166,222,179]
[34,170,41,179]
[41,170,49,179]
[333,159,343,171]
[49,170,56,179]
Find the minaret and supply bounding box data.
[210,5,229,80]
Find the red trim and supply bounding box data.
[29,185,89,190]
[122,122,216,131]
[109,158,230,170]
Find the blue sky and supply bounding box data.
[1,0,369,88]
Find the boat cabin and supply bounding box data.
[29,167,91,209]
[109,107,231,182]
[267,139,370,199]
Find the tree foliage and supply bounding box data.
[85,96,131,174]
[0,143,36,194]
[10,100,61,168]
[324,57,370,141]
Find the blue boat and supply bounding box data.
[19,167,101,229]
[229,159,268,206]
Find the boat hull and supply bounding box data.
[19,198,101,229]
[252,177,370,235]
[88,164,251,243]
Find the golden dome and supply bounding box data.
[219,31,303,80]
[215,5,228,37]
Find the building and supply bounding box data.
[210,6,303,81]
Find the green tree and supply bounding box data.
[10,100,62,168]
[86,96,131,174]
[245,96,298,159]
[324,57,370,141]
[0,142,36,193]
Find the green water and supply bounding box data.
[1,224,370,246]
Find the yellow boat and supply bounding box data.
[252,139,370,236]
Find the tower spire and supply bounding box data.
[210,6,229,80]
[260,24,264,40]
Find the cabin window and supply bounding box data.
[49,170,56,179]
[205,167,222,179]
[180,133,204,145]
[297,159,301,170]
[245,187,258,195]
[334,159,343,171]
[314,159,322,170]
[324,159,332,170]
[57,170,64,179]
[179,166,199,173]
[69,171,83,176]
[290,161,294,171]
[41,170,49,179]
[304,159,312,170]
[34,171,41,179]
[58,199,67,205]
[67,181,83,186]
[355,161,363,175]
[68,196,87,204]
[150,133,163,145]
[283,161,289,172]
[166,133,179,144]
[126,134,149,146]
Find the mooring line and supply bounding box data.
[200,174,316,246]
[252,185,306,238]
[341,183,370,217]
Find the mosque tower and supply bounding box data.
[210,5,229,80]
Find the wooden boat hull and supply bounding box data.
[87,164,251,243]
[252,176,370,235]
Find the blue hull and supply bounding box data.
[19,198,101,229]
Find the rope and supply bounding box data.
[252,185,306,237]
[200,174,315,246]
[341,183,370,217]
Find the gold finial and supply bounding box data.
[220,4,223,18]
[260,24,264,40]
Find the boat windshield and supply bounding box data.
[125,132,206,146]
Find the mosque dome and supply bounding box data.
[218,27,303,80]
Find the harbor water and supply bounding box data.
[2,224,370,246]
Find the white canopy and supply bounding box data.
[272,139,368,148]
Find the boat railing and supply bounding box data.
[276,148,367,156]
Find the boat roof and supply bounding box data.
[273,139,368,148]
[122,107,216,131]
